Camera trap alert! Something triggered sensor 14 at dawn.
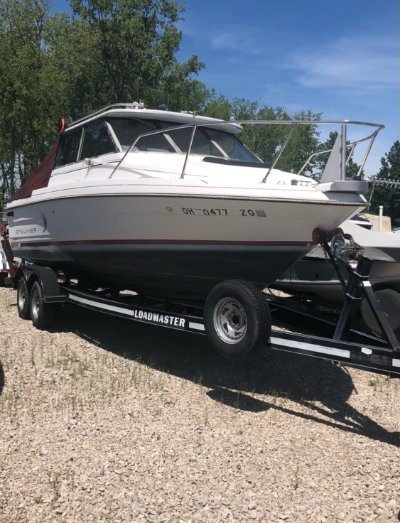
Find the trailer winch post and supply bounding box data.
[333,257,400,352]
[321,236,347,291]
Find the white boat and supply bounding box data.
[6,103,381,301]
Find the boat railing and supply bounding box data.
[296,133,380,178]
[367,179,400,207]
[108,119,384,182]
[371,179,400,188]
[68,102,146,129]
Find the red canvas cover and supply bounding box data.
[11,141,59,201]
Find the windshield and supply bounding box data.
[108,117,261,163]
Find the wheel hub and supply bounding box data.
[213,297,247,344]
[31,289,40,320]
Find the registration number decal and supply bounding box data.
[180,207,267,218]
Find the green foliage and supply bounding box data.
[0,0,60,196]
[368,141,400,227]
[68,0,205,112]
[0,0,206,202]
[203,94,232,120]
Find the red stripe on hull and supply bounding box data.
[15,239,312,247]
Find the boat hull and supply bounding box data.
[8,193,361,299]
[18,241,312,299]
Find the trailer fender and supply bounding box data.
[13,267,25,289]
[17,265,67,304]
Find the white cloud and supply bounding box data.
[209,26,274,57]
[289,36,398,92]
[211,31,245,51]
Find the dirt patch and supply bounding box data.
[0,287,399,522]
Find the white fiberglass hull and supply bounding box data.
[7,184,365,299]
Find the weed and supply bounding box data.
[48,471,62,504]
[293,464,300,490]
[30,346,36,368]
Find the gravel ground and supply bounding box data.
[0,286,399,522]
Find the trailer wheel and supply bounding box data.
[30,281,55,330]
[17,278,31,319]
[204,280,271,359]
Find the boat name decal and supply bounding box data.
[14,227,37,235]
[181,207,267,218]
[132,308,186,328]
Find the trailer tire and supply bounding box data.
[204,280,271,359]
[30,281,55,330]
[17,278,31,319]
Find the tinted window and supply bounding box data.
[55,129,82,167]
[135,132,175,153]
[109,117,261,161]
[169,127,224,156]
[108,118,177,152]
[167,127,259,161]
[205,129,260,162]
[80,120,117,159]
[108,118,156,150]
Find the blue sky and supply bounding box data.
[53,0,399,176]
[177,0,399,176]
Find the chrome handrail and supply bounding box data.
[261,123,298,183]
[180,125,197,179]
[107,119,384,181]
[297,130,381,177]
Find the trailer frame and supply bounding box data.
[11,255,400,376]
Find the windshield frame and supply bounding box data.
[107,117,261,163]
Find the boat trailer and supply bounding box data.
[3,227,400,376]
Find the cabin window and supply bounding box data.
[55,129,82,167]
[166,127,260,162]
[168,127,225,157]
[108,118,157,151]
[204,129,260,162]
[107,116,260,162]
[80,120,118,159]
[108,118,176,152]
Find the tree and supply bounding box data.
[369,141,400,227]
[0,0,209,206]
[69,0,205,111]
[0,0,60,199]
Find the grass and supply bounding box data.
[0,321,168,422]
[367,375,395,393]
